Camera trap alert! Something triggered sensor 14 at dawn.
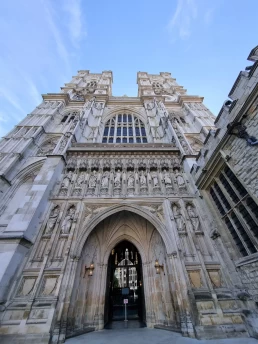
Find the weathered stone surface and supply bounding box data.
[0,63,257,343]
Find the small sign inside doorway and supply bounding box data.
[123,299,128,304]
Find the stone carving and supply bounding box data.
[67,157,77,170]
[114,170,122,187]
[101,171,109,188]
[37,138,58,156]
[127,172,135,188]
[45,205,60,235]
[172,204,186,231]
[57,133,71,153]
[163,169,172,186]
[174,169,186,190]
[62,171,73,189]
[75,172,85,187]
[17,277,36,297]
[139,170,147,186]
[79,158,87,169]
[144,99,165,139]
[187,204,200,232]
[152,171,159,187]
[72,90,84,101]
[88,170,97,188]
[61,205,75,234]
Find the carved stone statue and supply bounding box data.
[127,173,134,188]
[152,171,159,187]
[140,171,147,186]
[187,204,200,231]
[114,169,121,187]
[75,172,85,187]
[172,204,186,231]
[61,206,75,234]
[38,139,57,156]
[145,100,165,139]
[101,171,109,188]
[62,171,73,188]
[89,170,97,188]
[45,205,60,235]
[174,169,185,189]
[59,136,68,152]
[80,158,87,169]
[163,169,172,186]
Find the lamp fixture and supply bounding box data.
[84,262,95,277]
[154,259,164,275]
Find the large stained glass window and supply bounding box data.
[102,114,147,143]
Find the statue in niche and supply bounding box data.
[187,204,200,231]
[101,171,109,188]
[173,156,180,168]
[140,171,147,186]
[58,134,70,153]
[152,171,159,187]
[163,169,172,186]
[62,171,73,188]
[88,170,97,188]
[80,158,87,169]
[174,169,185,189]
[172,204,186,231]
[145,100,165,139]
[114,169,122,187]
[127,173,134,188]
[75,172,85,187]
[45,205,60,235]
[61,206,75,234]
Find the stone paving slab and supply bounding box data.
[65,328,258,344]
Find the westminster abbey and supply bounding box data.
[0,46,258,343]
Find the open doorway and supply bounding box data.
[104,240,145,327]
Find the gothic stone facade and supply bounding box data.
[0,59,257,343]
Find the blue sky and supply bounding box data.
[0,0,257,137]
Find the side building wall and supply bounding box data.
[192,45,258,337]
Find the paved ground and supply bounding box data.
[66,327,258,344]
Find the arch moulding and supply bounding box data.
[102,106,147,125]
[73,204,173,257]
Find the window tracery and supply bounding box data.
[60,111,79,125]
[102,114,147,143]
[209,165,258,257]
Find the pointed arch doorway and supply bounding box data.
[66,210,178,335]
[105,240,145,326]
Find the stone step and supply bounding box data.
[66,327,95,339]
[154,324,182,333]
[105,320,145,329]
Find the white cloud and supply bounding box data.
[0,88,24,116]
[63,0,86,47]
[41,0,72,75]
[167,0,198,39]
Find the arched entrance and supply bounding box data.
[66,210,178,336]
[104,240,145,326]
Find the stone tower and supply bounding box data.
[0,64,257,343]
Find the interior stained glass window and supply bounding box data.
[102,114,148,143]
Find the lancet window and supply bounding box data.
[102,114,147,143]
[209,165,258,257]
[60,111,79,125]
